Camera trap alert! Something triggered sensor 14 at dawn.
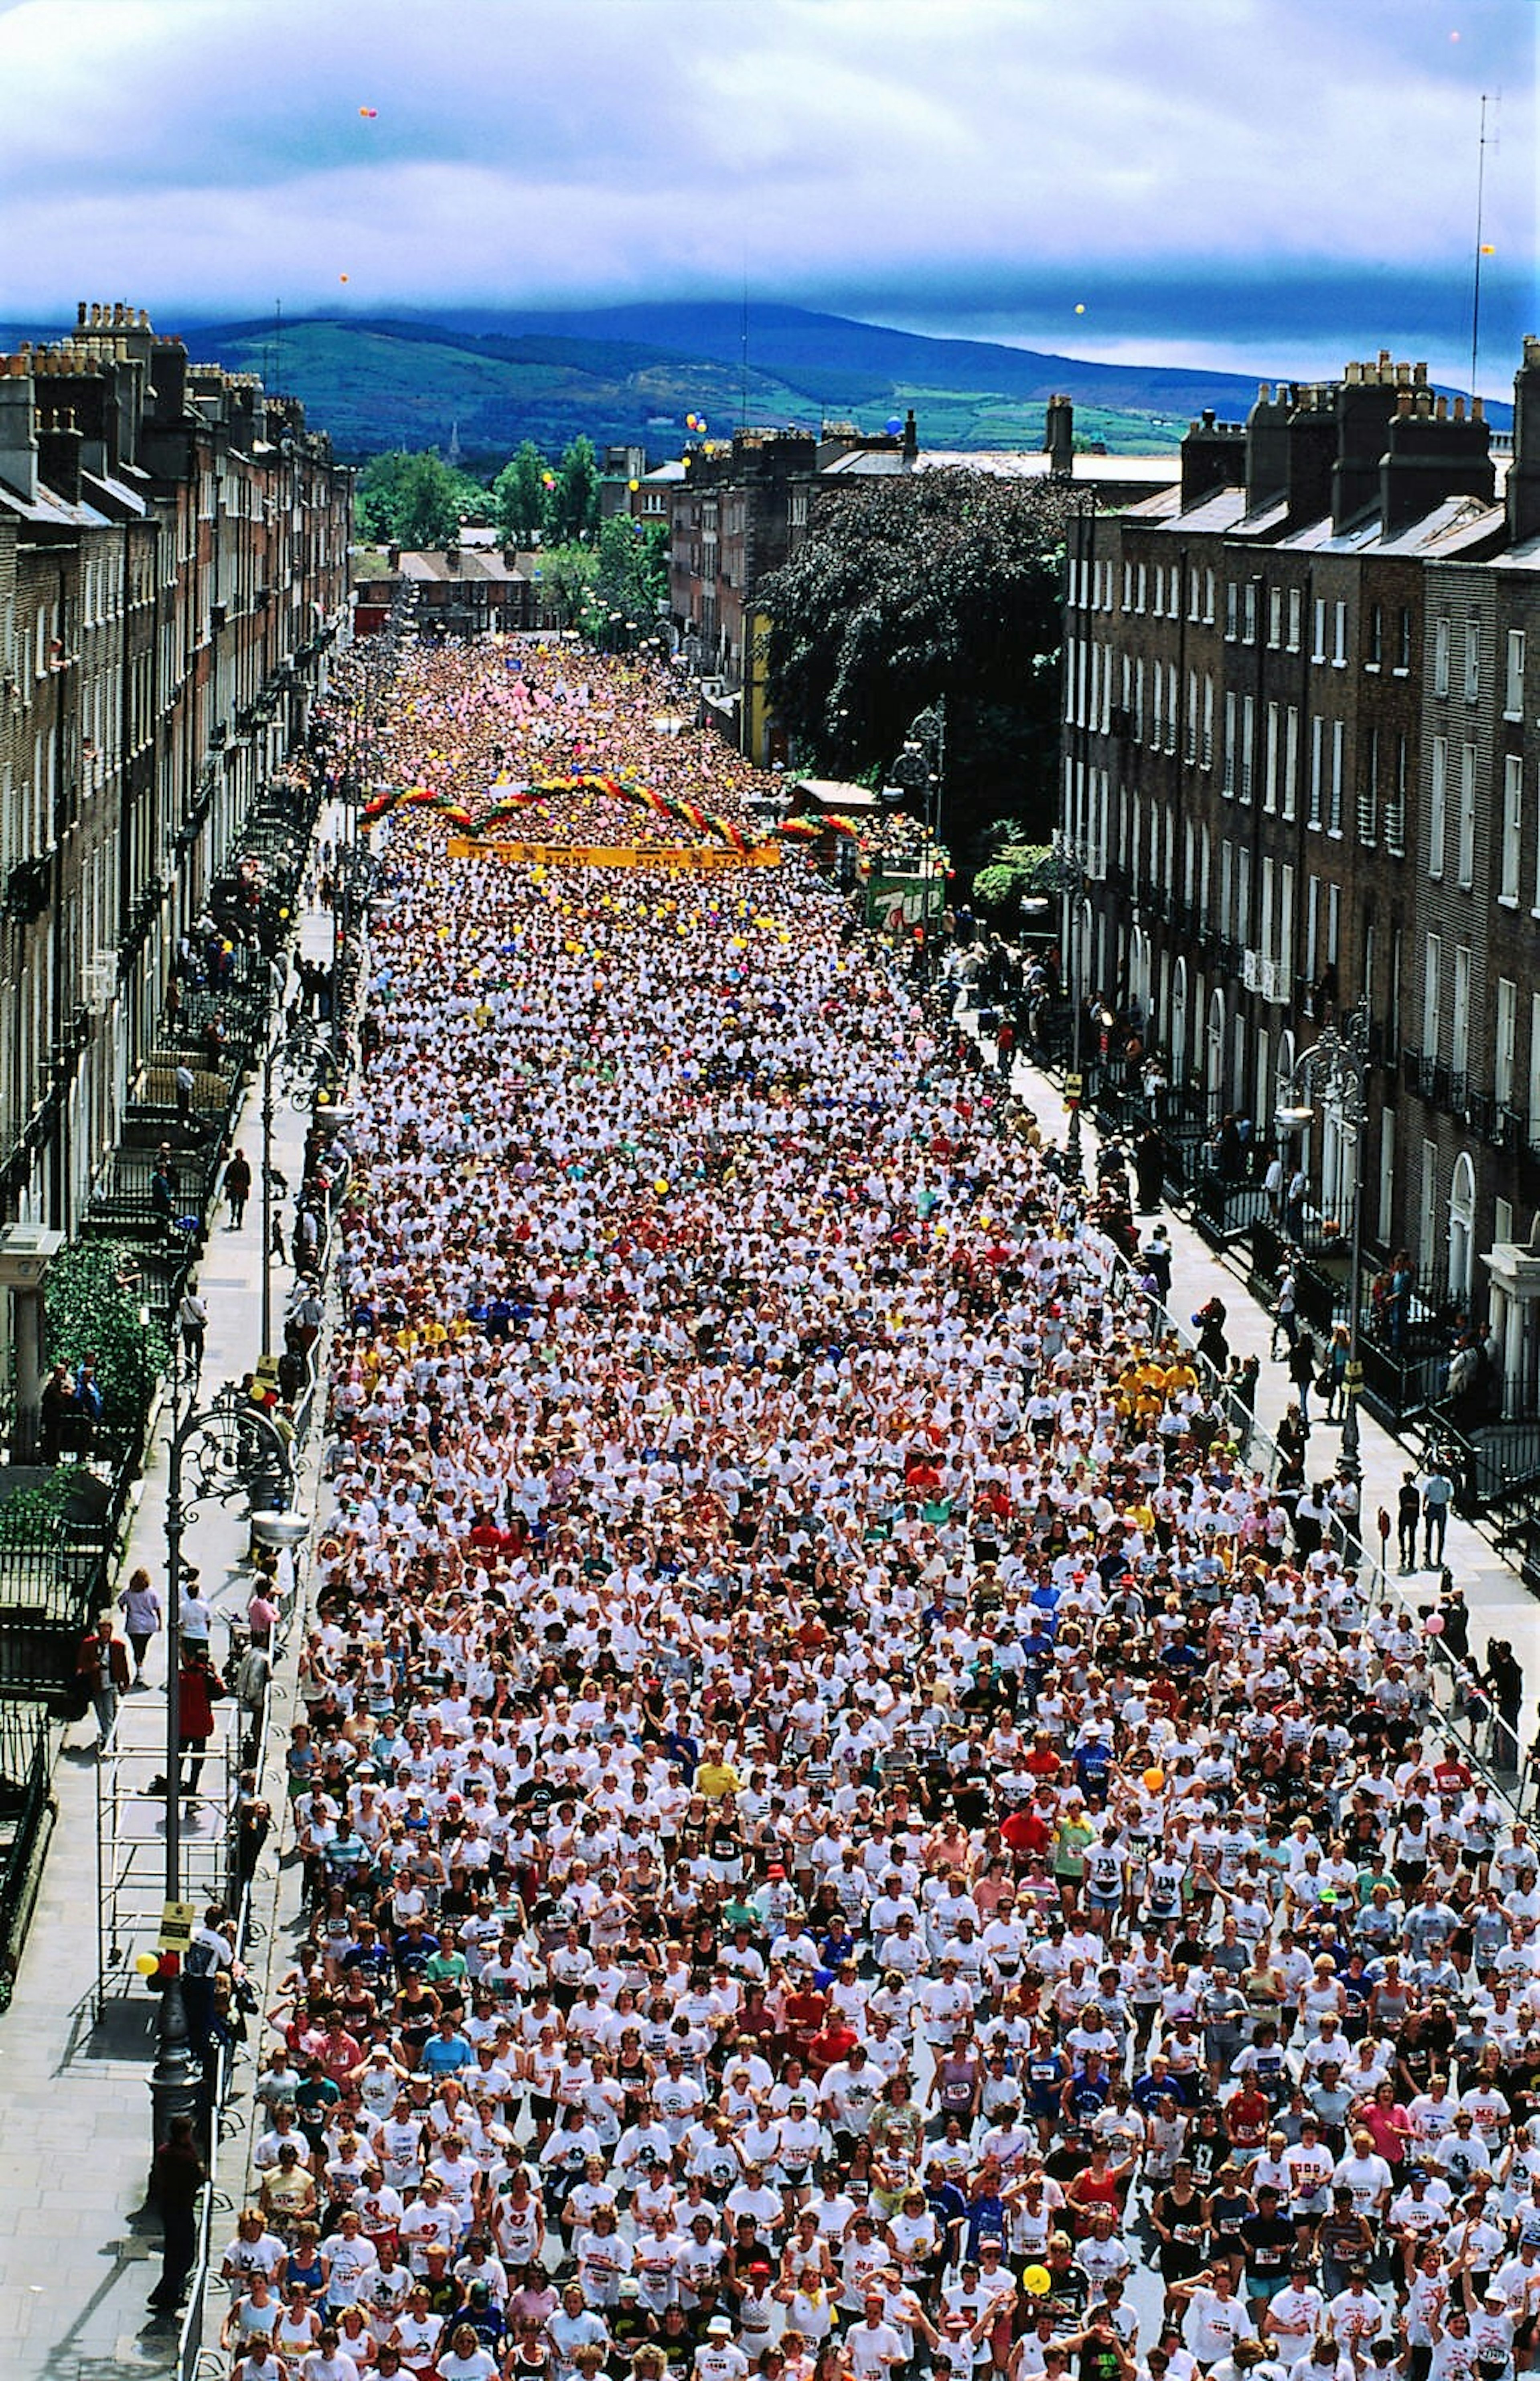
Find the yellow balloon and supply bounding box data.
[1023,2266,1051,2296]
[1143,1766,1165,1793]
[654,1178,669,1195]
[135,1951,159,1978]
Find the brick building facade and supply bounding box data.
[1061,340,1540,1420]
[0,302,351,1237]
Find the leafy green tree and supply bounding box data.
[492,441,548,546]
[45,1240,170,1433]
[354,449,464,547]
[759,471,1074,862]
[549,436,600,544]
[538,542,599,629]
[590,516,668,630]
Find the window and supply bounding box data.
[1202,677,1214,769]
[1287,587,1303,651]
[1236,848,1252,945]
[1377,1109,1396,1244]
[1268,586,1283,648]
[1333,599,1348,666]
[1204,569,1215,625]
[1308,715,1323,828]
[1226,580,1239,639]
[1463,617,1481,704]
[1397,606,1412,672]
[1240,696,1254,802]
[1434,616,1450,698]
[1282,705,1299,821]
[1367,603,1382,667]
[1496,978,1517,1107]
[1329,719,1344,833]
[1260,857,1276,963]
[1137,563,1147,613]
[1153,568,1164,620]
[1220,840,1233,935]
[1502,754,1523,903]
[1457,742,1476,889]
[1429,735,1447,877]
[1422,933,1442,1056]
[1506,628,1526,719]
[1152,659,1164,747]
[1358,725,1378,847]
[1222,693,1237,795]
[1188,566,1200,624]
[1452,946,1471,1081]
[1280,864,1295,985]
[1386,733,1408,856]
[1311,596,1327,663]
[1264,702,1280,813]
[1122,561,1133,610]
[1243,581,1258,643]
[1185,669,1199,764]
[1167,663,1179,752]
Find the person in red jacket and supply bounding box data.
[77,1612,131,1748]
[176,1645,228,1801]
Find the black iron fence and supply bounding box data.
[0,1702,53,2001]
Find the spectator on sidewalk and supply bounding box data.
[76,1612,130,1748]
[1396,1472,1421,1572]
[1418,1461,1453,1567]
[147,2113,206,2312]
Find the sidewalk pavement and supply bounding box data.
[1002,1038,1540,1764]
[0,882,336,2381]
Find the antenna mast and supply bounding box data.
[1469,93,1490,401]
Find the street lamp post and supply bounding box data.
[149,1380,292,2172]
[1034,836,1088,1178]
[1275,996,1372,1472]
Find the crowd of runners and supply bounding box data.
[218,643,1540,2381]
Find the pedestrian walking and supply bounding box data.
[1272,1268,1298,1358]
[117,1564,162,1681]
[1287,1327,1318,1426]
[174,1059,196,1123]
[225,1147,253,1229]
[1396,1472,1421,1571]
[178,1280,208,1376]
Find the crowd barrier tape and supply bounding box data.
[446,837,782,871]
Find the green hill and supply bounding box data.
[170,305,1266,466]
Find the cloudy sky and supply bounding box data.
[0,0,1533,387]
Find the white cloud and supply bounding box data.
[0,0,1531,330]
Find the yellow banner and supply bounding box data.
[447,838,782,871]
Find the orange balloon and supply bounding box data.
[1142,1766,1165,1793]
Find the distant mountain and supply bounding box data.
[167,303,1275,464]
[0,302,1506,467]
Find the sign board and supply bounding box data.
[1064,1073,1084,1101]
[158,1900,197,1954]
[865,866,946,933]
[446,838,781,871]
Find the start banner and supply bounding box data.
[446,838,782,871]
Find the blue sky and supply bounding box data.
[0,0,1533,390]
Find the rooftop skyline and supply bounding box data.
[0,0,1534,394]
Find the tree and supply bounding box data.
[538,542,599,630]
[549,436,600,545]
[492,441,548,546]
[759,470,1074,864]
[588,516,668,638]
[354,449,464,548]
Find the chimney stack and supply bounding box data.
[1508,334,1540,545]
[0,361,38,504]
[1044,394,1074,476]
[1179,409,1246,509]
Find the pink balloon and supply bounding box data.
[1423,1612,1446,1635]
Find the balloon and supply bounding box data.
[134,1952,159,1977]
[885,415,904,435]
[1424,1612,1446,1635]
[654,1178,669,1195]
[1023,2267,1051,2296]
[339,274,350,284]
[358,106,377,118]
[628,478,640,493]
[1142,1766,1165,1793]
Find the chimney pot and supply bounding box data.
[1435,394,1448,420]
[1414,361,1428,385]
[1453,396,1466,422]
[1472,395,1485,422]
